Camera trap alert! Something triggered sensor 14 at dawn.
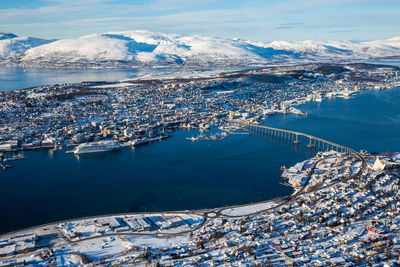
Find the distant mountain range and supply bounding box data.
[0,30,399,68]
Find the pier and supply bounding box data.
[0,162,11,171]
[243,123,353,155]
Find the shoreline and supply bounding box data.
[0,125,364,237]
[0,142,373,266]
[1,63,399,236]
[1,85,400,265]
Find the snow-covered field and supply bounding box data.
[220,201,279,216]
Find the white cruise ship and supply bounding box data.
[73,140,121,154]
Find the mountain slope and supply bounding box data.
[0,33,18,40]
[1,30,400,68]
[15,30,296,67]
[0,33,56,60]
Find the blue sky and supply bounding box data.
[1,0,399,42]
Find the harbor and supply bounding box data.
[0,63,399,234]
[1,82,400,235]
[1,64,398,165]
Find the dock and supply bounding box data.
[0,162,12,171]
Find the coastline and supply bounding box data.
[1,63,400,265]
[1,63,400,234]
[0,124,364,237]
[1,142,375,266]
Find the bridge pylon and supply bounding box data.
[307,138,314,148]
[293,134,300,144]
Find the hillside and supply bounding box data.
[1,30,399,68]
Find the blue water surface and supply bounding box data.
[1,64,400,234]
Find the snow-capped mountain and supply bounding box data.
[266,37,400,60]
[1,30,400,68]
[0,33,18,40]
[14,30,296,68]
[0,32,55,60]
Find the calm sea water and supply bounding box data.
[1,129,311,234]
[265,87,400,152]
[0,67,140,91]
[0,66,245,91]
[1,87,399,234]
[0,64,399,234]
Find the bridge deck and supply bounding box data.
[244,123,354,153]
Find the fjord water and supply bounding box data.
[265,87,400,153]
[0,67,141,91]
[1,64,400,234]
[1,87,400,234]
[0,66,244,91]
[1,129,308,234]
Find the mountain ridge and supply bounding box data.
[0,32,56,61]
[1,30,399,68]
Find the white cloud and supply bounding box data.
[0,0,399,41]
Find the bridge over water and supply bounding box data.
[0,122,368,250]
[243,123,354,155]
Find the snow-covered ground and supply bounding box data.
[220,201,279,217]
[90,82,134,88]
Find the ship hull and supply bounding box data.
[74,147,119,155]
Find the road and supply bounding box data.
[0,128,367,263]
